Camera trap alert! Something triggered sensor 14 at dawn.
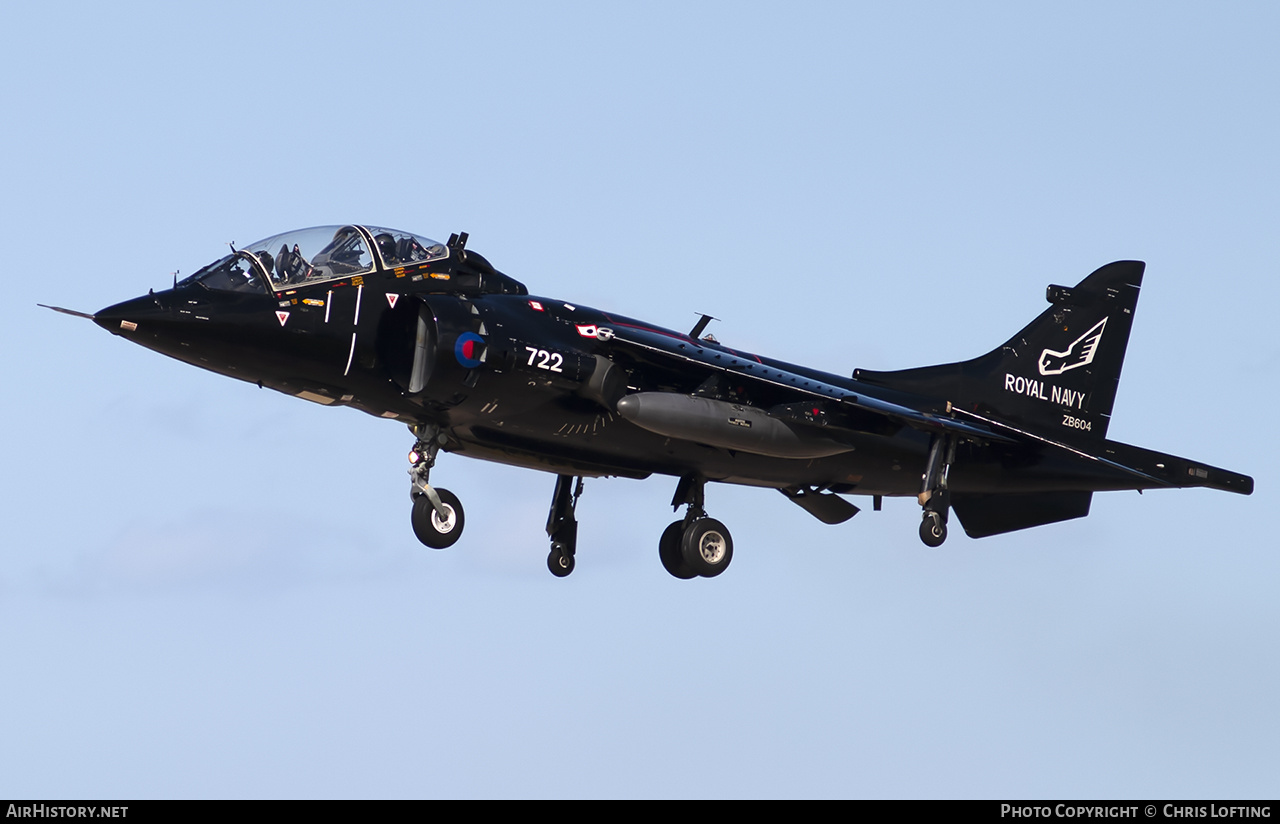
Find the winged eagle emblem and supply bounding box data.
[1038,317,1107,376]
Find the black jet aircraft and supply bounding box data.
[45,224,1253,578]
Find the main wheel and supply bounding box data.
[681,518,733,578]
[919,512,947,547]
[411,488,465,549]
[659,520,697,579]
[548,543,575,577]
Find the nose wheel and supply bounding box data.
[407,423,467,549]
[412,488,465,548]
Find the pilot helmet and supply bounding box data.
[376,233,396,262]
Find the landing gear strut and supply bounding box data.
[918,434,956,547]
[407,423,465,549]
[660,475,734,579]
[546,474,583,577]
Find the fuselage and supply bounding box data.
[93,225,1145,501]
[74,225,1252,572]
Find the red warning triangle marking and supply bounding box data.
[386,293,399,309]
[276,311,290,326]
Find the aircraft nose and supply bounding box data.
[94,293,169,336]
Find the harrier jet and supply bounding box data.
[46,225,1253,578]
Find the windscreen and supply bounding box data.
[243,226,374,289]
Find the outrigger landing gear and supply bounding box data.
[918,433,956,547]
[546,475,583,577]
[407,423,465,549]
[659,475,734,579]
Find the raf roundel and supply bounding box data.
[454,331,486,369]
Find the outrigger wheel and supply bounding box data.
[548,540,575,577]
[545,475,582,578]
[919,511,947,548]
[917,433,955,548]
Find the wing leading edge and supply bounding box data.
[605,323,1018,447]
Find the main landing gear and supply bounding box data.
[917,433,956,548]
[408,424,466,549]
[660,475,734,580]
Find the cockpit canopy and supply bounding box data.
[178,225,524,296]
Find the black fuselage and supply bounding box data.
[83,226,1249,568]
[94,261,1143,500]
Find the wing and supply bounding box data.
[601,321,1016,446]
[602,320,1253,497]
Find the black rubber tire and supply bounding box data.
[681,517,733,578]
[548,543,575,577]
[659,520,697,579]
[411,488,465,549]
[919,513,947,548]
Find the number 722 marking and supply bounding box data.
[525,346,564,373]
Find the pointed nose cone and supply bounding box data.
[94,293,167,336]
[91,291,196,363]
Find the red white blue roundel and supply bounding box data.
[454,332,485,368]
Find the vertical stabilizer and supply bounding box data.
[855,261,1144,441]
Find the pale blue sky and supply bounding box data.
[2,1,1276,798]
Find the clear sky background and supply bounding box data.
[2,1,1276,799]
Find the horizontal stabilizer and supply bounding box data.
[951,406,1253,495]
[1097,441,1254,495]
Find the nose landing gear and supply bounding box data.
[407,423,465,549]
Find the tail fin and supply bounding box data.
[855,261,1144,441]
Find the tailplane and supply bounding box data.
[856,261,1144,441]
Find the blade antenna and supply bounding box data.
[689,313,717,339]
